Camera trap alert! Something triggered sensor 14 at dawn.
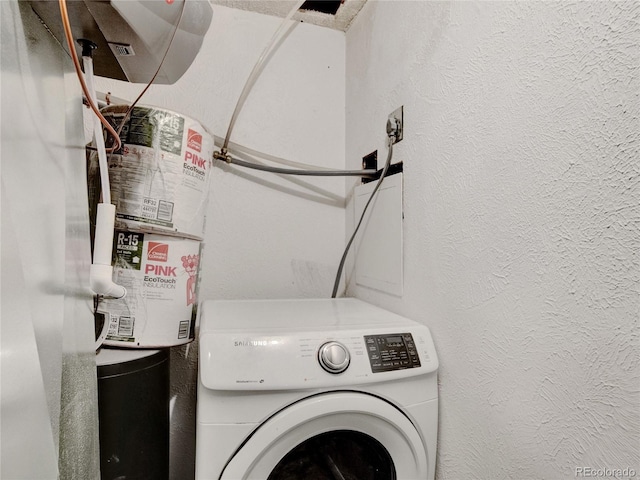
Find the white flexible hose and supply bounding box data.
[84,56,111,204]
[222,0,305,151]
[214,135,337,172]
[90,204,126,299]
[83,55,126,301]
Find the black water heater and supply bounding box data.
[96,348,170,480]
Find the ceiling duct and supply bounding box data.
[299,0,343,15]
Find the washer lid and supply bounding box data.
[199,298,427,333]
[219,392,429,480]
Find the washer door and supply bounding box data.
[220,392,428,480]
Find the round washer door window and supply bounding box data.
[267,430,394,480]
[220,392,428,480]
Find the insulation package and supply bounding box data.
[98,230,202,348]
[95,104,213,240]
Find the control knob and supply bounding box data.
[318,341,350,374]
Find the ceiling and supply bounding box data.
[209,0,368,31]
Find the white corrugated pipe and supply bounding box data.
[90,203,126,299]
[84,54,126,300]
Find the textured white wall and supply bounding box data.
[345,1,639,479]
[94,5,345,478]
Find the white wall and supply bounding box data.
[94,5,345,478]
[95,5,346,301]
[346,1,639,479]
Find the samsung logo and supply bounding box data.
[234,340,269,347]
[233,338,281,347]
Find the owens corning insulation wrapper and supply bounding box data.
[99,230,202,348]
[98,105,213,240]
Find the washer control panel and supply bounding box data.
[201,323,437,390]
[365,333,421,372]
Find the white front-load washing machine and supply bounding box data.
[196,298,438,480]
